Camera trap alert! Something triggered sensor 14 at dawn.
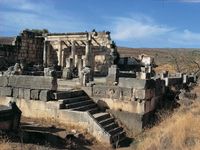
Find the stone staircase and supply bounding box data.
[55,90,127,146]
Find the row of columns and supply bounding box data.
[43,39,94,78]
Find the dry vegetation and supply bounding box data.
[0,140,52,150]
[0,117,112,150]
[118,47,200,150]
[133,100,200,150]
[118,47,200,73]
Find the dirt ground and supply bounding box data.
[0,117,113,150]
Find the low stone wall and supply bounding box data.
[93,97,159,114]
[0,75,57,101]
[0,97,111,144]
[93,85,133,100]
[164,77,183,87]
[118,78,156,89]
[83,85,162,114]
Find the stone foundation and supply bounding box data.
[108,109,154,136]
[0,97,111,145]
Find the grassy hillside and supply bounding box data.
[118,47,200,73]
[133,100,200,150]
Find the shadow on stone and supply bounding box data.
[118,137,134,148]
[2,124,92,150]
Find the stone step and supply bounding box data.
[93,112,110,122]
[59,96,89,104]
[57,86,73,91]
[99,118,115,126]
[111,131,126,144]
[57,87,73,91]
[88,108,100,114]
[72,103,97,111]
[103,123,118,132]
[108,127,123,136]
[65,100,93,109]
[57,79,80,88]
[54,90,86,100]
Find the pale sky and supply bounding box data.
[1,0,200,48]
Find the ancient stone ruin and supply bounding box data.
[0,29,197,146]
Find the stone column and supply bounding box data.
[78,58,83,77]
[46,41,51,66]
[82,55,86,67]
[57,40,62,66]
[43,41,47,67]
[70,41,76,68]
[85,40,90,67]
[75,55,78,68]
[85,40,94,81]
[61,49,65,67]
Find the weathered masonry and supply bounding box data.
[0,29,197,147]
[0,37,18,67]
[43,31,114,76]
[0,30,115,76]
[0,30,44,65]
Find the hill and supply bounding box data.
[118,47,200,73]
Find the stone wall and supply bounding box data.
[108,109,154,136]
[0,97,111,145]
[0,38,18,69]
[16,30,44,65]
[0,75,57,101]
[82,84,162,114]
[82,68,166,115]
[0,45,17,64]
[0,30,45,67]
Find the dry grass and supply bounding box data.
[0,139,12,150]
[154,64,177,73]
[0,117,106,150]
[135,101,200,150]
[118,47,200,74]
[0,142,54,150]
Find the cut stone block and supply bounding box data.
[93,85,120,99]
[24,89,31,100]
[0,76,9,87]
[18,88,24,99]
[39,90,54,101]
[106,65,119,85]
[118,78,156,89]
[0,87,12,97]
[31,89,40,100]
[8,75,57,90]
[13,88,19,98]
[62,67,73,80]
